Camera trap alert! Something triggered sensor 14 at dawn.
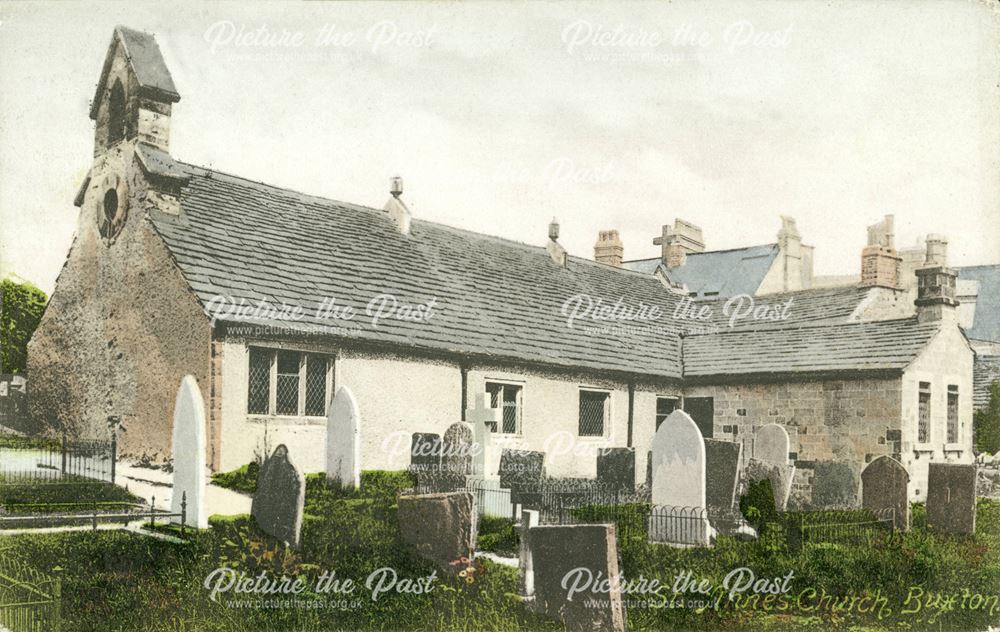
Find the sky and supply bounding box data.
[0,0,998,294]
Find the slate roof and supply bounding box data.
[90,26,180,120]
[623,244,779,299]
[149,165,688,379]
[974,355,1000,410]
[682,318,943,380]
[958,265,1000,344]
[143,156,953,382]
[681,285,871,333]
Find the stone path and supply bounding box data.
[116,460,252,517]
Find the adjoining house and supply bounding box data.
[27,26,976,505]
[616,216,814,299]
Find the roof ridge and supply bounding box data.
[684,315,928,339]
[176,161,666,281]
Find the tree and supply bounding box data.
[975,381,1000,455]
[0,278,48,374]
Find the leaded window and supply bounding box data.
[486,382,521,434]
[918,381,931,443]
[247,347,331,417]
[579,390,609,437]
[947,385,959,444]
[247,348,271,414]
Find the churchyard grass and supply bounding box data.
[4,467,1000,630]
[0,474,141,512]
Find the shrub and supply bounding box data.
[976,382,1000,454]
[210,461,259,494]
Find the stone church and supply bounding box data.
[28,26,976,505]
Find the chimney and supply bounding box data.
[384,176,411,235]
[859,214,901,289]
[547,218,567,266]
[776,215,805,291]
[914,234,958,323]
[653,219,704,269]
[594,230,624,267]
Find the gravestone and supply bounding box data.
[704,439,742,513]
[170,375,208,529]
[465,394,499,477]
[440,422,475,490]
[596,448,636,492]
[499,449,546,503]
[519,508,540,599]
[409,433,442,473]
[251,445,306,548]
[743,458,795,511]
[326,385,360,490]
[529,524,627,632]
[649,410,714,545]
[397,491,477,572]
[754,424,790,465]
[810,461,858,508]
[926,463,976,534]
[650,410,706,508]
[861,456,910,530]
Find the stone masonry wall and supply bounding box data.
[684,377,903,508]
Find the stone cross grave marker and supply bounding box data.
[596,447,636,492]
[397,491,477,573]
[754,424,790,465]
[171,375,208,529]
[529,524,627,632]
[465,393,499,477]
[861,455,910,531]
[926,463,976,534]
[251,444,306,548]
[326,385,361,490]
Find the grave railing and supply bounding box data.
[0,434,116,485]
[784,507,896,552]
[0,554,61,632]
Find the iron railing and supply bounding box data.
[0,435,116,485]
[0,556,61,632]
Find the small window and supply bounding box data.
[918,381,931,444]
[579,390,609,437]
[486,382,522,434]
[655,396,678,430]
[947,385,959,444]
[248,347,332,417]
[247,348,271,414]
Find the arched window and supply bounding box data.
[107,80,126,146]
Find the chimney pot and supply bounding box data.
[594,229,624,267]
[390,176,403,198]
[548,218,560,241]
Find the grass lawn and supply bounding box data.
[3,468,1000,631]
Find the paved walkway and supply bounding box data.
[115,460,252,517]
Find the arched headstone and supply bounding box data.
[650,410,706,508]
[861,456,910,530]
[326,385,361,490]
[754,424,790,465]
[171,375,207,529]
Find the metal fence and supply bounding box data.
[0,492,189,536]
[0,556,61,632]
[0,435,116,485]
[784,507,896,552]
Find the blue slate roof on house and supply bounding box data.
[623,244,779,298]
[958,265,1000,343]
